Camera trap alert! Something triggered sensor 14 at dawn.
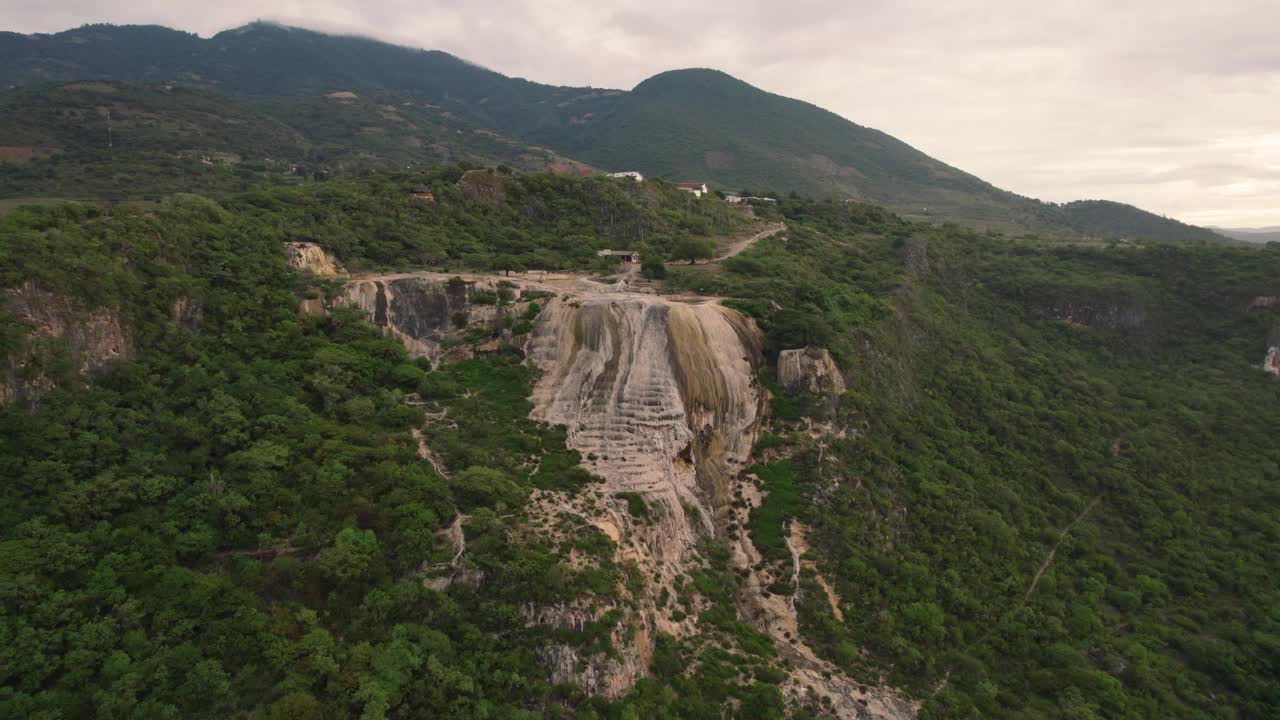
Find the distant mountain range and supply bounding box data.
[1212,227,1280,244]
[0,21,1232,243]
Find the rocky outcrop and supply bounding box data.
[169,296,203,329]
[1249,296,1278,310]
[1264,347,1280,376]
[336,274,541,360]
[525,293,766,694]
[2,283,127,405]
[726,481,917,719]
[457,168,506,205]
[528,295,765,530]
[339,276,471,358]
[778,346,846,397]
[1042,296,1146,330]
[359,272,910,716]
[283,241,341,276]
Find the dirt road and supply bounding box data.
[716,222,786,261]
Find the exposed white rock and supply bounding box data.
[345,270,913,716]
[525,292,766,693]
[778,346,846,397]
[1264,346,1280,376]
[283,241,341,276]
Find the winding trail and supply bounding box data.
[716,222,786,261]
[932,495,1105,699]
[1025,495,1103,600]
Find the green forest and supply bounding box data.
[1,172,1277,719]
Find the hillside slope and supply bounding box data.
[2,183,1277,718]
[1214,226,1280,244]
[0,22,1227,242]
[1059,200,1229,244]
[543,69,1030,220]
[0,81,591,199]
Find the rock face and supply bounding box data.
[1264,347,1280,376]
[283,241,341,276]
[1042,296,1146,330]
[778,346,846,397]
[337,274,536,360]
[457,168,506,205]
[2,283,127,405]
[338,276,475,358]
[529,295,765,530]
[525,293,766,694]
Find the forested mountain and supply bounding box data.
[1,20,1275,718]
[0,22,1227,243]
[543,68,1030,224]
[0,80,591,200]
[1,172,1277,719]
[1214,226,1280,244]
[0,23,601,139]
[1059,200,1229,244]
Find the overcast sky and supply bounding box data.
[7,0,1280,227]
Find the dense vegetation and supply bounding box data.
[672,200,1280,718]
[0,197,625,719]
[1,174,1276,719]
[0,81,586,201]
[0,23,1233,244]
[1060,200,1228,244]
[220,169,745,271]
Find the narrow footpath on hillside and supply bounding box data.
[716,222,786,261]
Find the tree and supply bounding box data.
[450,466,522,510]
[673,237,715,264]
[319,527,381,582]
[641,258,667,280]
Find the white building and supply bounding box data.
[596,249,641,263]
[676,182,708,198]
[608,171,644,182]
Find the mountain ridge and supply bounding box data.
[0,21,1229,242]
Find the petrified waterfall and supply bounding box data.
[523,294,765,693]
[528,296,765,541]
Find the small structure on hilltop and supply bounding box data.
[597,249,641,264]
[676,182,708,198]
[608,171,644,182]
[410,184,435,202]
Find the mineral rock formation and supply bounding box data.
[343,271,912,716]
[778,346,847,397]
[1264,347,1280,376]
[525,293,766,693]
[283,241,341,276]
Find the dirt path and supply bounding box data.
[1025,495,1103,599]
[716,222,786,261]
[412,427,452,480]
